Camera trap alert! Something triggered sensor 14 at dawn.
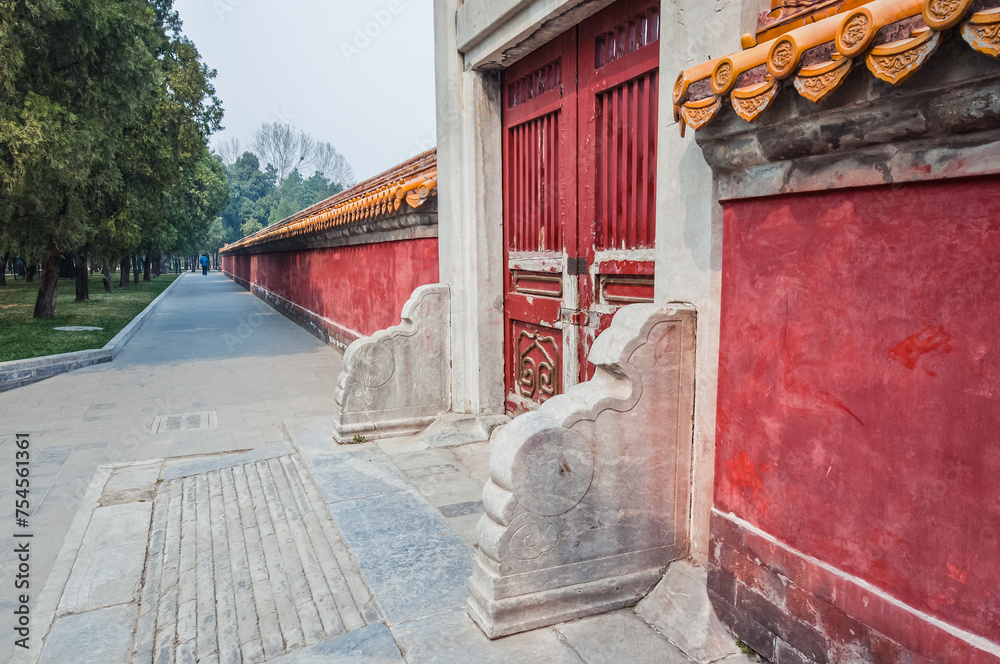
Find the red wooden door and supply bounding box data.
[576,1,660,379]
[502,0,660,414]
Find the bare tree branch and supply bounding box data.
[248,123,354,186]
[215,137,242,165]
[309,141,356,188]
[251,123,299,181]
[296,131,316,172]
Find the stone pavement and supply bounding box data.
[1,272,754,663]
[0,273,343,664]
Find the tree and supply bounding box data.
[0,0,227,318]
[265,169,308,225]
[166,148,230,259]
[217,127,354,245]
[219,152,276,244]
[216,137,242,166]
[0,0,164,318]
[251,123,314,181]
[311,142,355,188]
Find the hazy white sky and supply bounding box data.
[173,0,437,181]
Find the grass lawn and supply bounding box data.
[0,272,179,363]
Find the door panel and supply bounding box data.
[577,0,660,380]
[503,0,660,413]
[503,30,578,413]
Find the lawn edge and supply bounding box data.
[0,273,188,392]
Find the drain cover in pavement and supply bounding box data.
[54,326,103,331]
[151,412,217,434]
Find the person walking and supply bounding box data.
[200,254,210,276]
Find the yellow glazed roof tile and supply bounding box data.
[674,0,994,135]
[221,149,437,253]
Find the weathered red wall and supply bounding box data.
[222,239,439,339]
[715,176,1000,657]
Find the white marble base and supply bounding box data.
[332,284,451,443]
[469,304,697,638]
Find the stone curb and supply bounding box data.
[0,273,188,393]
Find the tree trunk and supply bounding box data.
[25,264,36,282]
[120,256,130,287]
[0,253,8,286]
[33,245,61,319]
[102,263,113,293]
[133,255,140,285]
[143,253,151,281]
[74,249,89,302]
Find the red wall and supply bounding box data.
[716,176,1000,647]
[223,239,438,339]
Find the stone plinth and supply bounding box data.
[468,304,697,639]
[332,284,451,443]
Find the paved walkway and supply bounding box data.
[0,273,342,664]
[0,272,753,664]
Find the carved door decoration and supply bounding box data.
[502,0,660,413]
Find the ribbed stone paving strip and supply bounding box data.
[134,454,377,664]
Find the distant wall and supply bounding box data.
[222,238,439,349]
[710,175,1000,663]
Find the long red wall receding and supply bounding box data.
[715,176,1000,657]
[223,239,438,341]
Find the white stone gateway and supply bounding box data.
[468,304,697,638]
[332,284,452,443]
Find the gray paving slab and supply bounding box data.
[37,605,137,664]
[390,608,585,664]
[374,436,428,455]
[325,488,473,626]
[58,501,152,615]
[265,622,404,663]
[306,448,411,503]
[554,610,693,664]
[636,562,743,664]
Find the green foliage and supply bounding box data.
[0,0,228,316]
[218,158,345,243]
[219,151,275,243]
[736,639,761,659]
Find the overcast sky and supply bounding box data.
[173,0,437,181]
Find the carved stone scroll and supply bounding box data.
[794,56,853,102]
[468,304,696,639]
[962,8,1000,58]
[332,284,451,442]
[866,28,941,85]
